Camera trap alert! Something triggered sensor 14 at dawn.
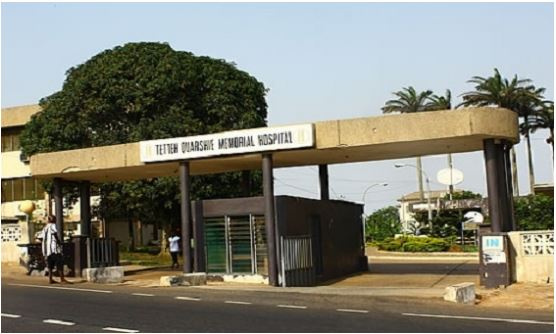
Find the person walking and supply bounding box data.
[167,230,181,270]
[38,215,69,284]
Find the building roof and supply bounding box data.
[533,183,554,198]
[28,107,519,182]
[398,190,453,202]
[1,104,42,128]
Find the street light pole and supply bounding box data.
[361,182,389,204]
[361,182,388,243]
[395,163,433,234]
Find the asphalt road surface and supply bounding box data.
[1,279,553,333]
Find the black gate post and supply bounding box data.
[484,139,502,232]
[503,141,517,231]
[79,181,91,237]
[53,178,64,241]
[180,161,193,273]
[262,154,279,286]
[318,164,329,200]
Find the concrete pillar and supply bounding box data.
[262,154,278,286]
[484,139,516,232]
[179,161,193,273]
[318,164,330,200]
[503,142,517,231]
[53,178,64,241]
[79,181,91,237]
[484,139,502,232]
[192,201,206,273]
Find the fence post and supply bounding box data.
[86,238,91,268]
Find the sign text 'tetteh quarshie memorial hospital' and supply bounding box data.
[140,124,314,163]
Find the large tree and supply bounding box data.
[458,68,546,195]
[21,42,268,242]
[382,86,433,201]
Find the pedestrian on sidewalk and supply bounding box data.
[38,215,69,284]
[167,229,181,270]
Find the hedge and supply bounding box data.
[375,236,450,252]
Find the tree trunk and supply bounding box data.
[416,156,424,201]
[550,128,554,172]
[159,228,168,257]
[510,147,519,196]
[525,129,535,195]
[127,215,135,252]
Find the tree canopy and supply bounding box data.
[21,42,267,155]
[20,42,269,230]
[365,206,401,242]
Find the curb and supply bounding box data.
[369,256,478,261]
[124,265,169,275]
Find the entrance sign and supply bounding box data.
[482,235,507,264]
[140,124,314,163]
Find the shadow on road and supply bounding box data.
[368,262,479,275]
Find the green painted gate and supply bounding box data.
[204,215,267,275]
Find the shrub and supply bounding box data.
[376,236,450,252]
[514,194,554,231]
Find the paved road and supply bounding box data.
[2,279,553,333]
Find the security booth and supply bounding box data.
[192,196,365,286]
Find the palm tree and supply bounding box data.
[382,87,433,201]
[514,86,547,194]
[426,89,452,111]
[427,90,455,198]
[458,68,545,196]
[524,101,554,164]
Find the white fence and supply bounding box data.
[508,230,554,283]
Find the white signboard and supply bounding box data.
[482,236,504,251]
[140,124,314,163]
[482,235,506,264]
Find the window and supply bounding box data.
[13,179,24,201]
[1,128,22,152]
[0,178,46,202]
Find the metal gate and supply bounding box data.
[280,235,316,287]
[204,215,267,275]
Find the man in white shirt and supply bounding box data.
[38,215,69,284]
[167,229,181,270]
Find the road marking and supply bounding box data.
[402,313,554,325]
[277,305,307,309]
[132,293,154,297]
[9,283,112,294]
[103,327,139,333]
[225,300,252,305]
[43,319,75,326]
[1,313,21,318]
[175,296,200,301]
[336,308,369,314]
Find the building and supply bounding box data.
[398,189,488,234]
[2,105,49,262]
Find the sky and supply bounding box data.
[1,2,554,214]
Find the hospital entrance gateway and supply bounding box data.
[29,108,519,287]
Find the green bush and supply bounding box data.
[514,194,554,231]
[376,236,450,252]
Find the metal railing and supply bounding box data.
[280,235,315,287]
[86,238,119,268]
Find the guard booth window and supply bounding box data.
[204,215,267,275]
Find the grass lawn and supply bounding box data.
[119,250,173,266]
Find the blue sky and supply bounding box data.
[2,2,554,213]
